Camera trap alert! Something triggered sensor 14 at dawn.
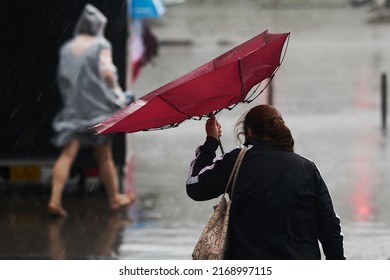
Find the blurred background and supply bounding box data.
[128,0,390,259]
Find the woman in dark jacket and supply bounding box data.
[186,105,345,260]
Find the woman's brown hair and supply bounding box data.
[235,105,294,152]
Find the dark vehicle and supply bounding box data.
[0,0,128,190]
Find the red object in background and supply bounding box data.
[82,167,99,177]
[131,20,159,84]
[95,30,290,134]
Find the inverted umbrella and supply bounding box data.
[94,30,290,134]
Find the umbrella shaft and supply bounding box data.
[218,138,225,154]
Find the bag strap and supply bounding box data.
[223,146,247,199]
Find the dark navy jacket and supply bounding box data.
[186,136,345,260]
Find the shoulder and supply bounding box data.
[220,145,244,162]
[296,153,318,167]
[59,40,72,53]
[292,152,324,178]
[98,38,112,49]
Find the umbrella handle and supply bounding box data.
[218,138,225,155]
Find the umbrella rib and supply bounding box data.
[279,33,290,65]
[244,33,291,103]
[238,58,246,100]
[245,76,273,103]
[156,94,193,119]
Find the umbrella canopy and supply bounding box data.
[129,0,166,19]
[94,30,290,134]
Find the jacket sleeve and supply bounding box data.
[186,136,235,201]
[315,169,346,260]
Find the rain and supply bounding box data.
[1,0,390,261]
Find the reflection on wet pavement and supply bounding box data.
[0,192,131,259]
[0,187,200,260]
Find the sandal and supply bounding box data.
[110,193,136,211]
[47,204,68,218]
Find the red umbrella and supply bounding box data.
[94,30,290,134]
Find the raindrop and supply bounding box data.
[14,137,21,146]
[36,92,43,103]
[9,108,18,119]
[10,215,16,226]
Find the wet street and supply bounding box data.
[2,1,390,260]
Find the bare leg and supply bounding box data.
[95,143,135,210]
[48,139,80,217]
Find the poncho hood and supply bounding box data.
[74,4,107,37]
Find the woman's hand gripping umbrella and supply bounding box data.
[206,114,224,154]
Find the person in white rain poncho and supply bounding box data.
[48,4,135,218]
